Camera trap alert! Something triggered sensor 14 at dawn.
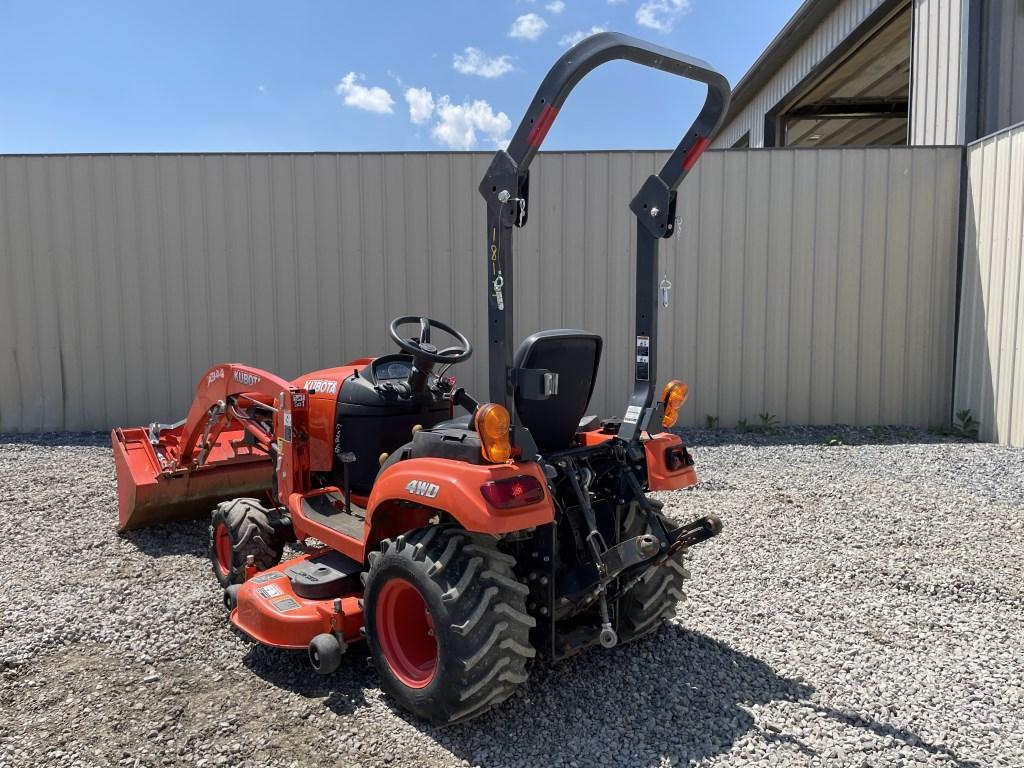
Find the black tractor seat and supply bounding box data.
[512,329,603,453]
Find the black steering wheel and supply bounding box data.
[388,315,473,366]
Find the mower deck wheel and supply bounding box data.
[309,633,344,675]
[364,524,536,725]
[209,498,285,587]
[223,584,242,612]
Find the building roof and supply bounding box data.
[723,0,839,127]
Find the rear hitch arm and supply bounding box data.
[665,513,723,555]
[600,513,722,584]
[608,513,722,606]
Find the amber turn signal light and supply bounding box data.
[660,380,689,428]
[475,403,513,463]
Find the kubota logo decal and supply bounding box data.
[233,370,261,387]
[303,379,338,395]
[207,368,224,386]
[405,480,439,499]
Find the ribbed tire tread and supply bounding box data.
[209,498,284,587]
[617,503,691,643]
[364,525,535,724]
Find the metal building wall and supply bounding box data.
[955,122,1024,445]
[0,148,961,433]
[909,0,968,145]
[712,0,891,148]
[974,0,1024,138]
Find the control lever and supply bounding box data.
[339,452,356,516]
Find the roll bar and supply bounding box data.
[478,32,731,442]
[505,32,730,191]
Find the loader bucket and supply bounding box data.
[112,426,273,532]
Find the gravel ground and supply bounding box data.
[1,426,1022,768]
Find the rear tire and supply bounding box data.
[364,524,536,724]
[616,503,690,644]
[210,498,284,587]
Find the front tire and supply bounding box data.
[364,524,536,724]
[616,502,691,643]
[210,498,285,587]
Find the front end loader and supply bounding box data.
[112,32,731,724]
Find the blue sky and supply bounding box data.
[0,1,803,154]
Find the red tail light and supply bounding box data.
[480,475,545,509]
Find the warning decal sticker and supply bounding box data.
[635,336,650,381]
[623,405,643,425]
[272,597,300,613]
[257,584,283,599]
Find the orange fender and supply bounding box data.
[365,458,553,549]
[644,432,698,491]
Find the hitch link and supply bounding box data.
[563,459,618,648]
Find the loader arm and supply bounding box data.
[113,362,310,531]
[169,364,294,471]
[479,32,730,440]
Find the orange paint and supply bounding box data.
[643,432,698,491]
[366,457,553,546]
[230,551,364,650]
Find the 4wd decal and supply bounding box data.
[233,370,261,387]
[405,480,440,499]
[303,379,338,395]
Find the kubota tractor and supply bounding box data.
[112,32,730,724]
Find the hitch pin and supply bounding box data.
[493,273,505,311]
[660,276,672,308]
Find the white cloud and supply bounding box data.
[635,0,691,32]
[432,97,512,150]
[607,0,626,4]
[401,88,512,149]
[559,25,607,47]
[404,87,435,124]
[546,0,566,13]
[452,47,514,78]
[335,72,395,114]
[509,13,548,40]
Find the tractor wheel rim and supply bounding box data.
[376,577,437,689]
[214,523,232,575]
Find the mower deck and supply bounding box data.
[231,548,364,650]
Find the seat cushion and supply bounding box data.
[512,329,602,452]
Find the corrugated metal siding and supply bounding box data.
[713,0,891,148]
[955,123,1024,445]
[976,0,1024,137]
[0,148,961,433]
[909,0,968,145]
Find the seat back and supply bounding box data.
[512,330,603,452]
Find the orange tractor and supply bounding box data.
[112,32,730,724]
